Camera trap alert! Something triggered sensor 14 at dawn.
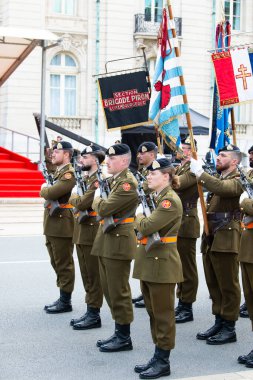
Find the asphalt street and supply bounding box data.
[0,235,252,380]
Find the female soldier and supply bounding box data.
[133,158,183,379]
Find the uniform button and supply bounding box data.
[116,234,119,237]
[59,215,62,218]
[228,227,231,230]
[244,228,246,231]
[137,244,140,248]
[90,223,93,226]
[186,214,189,217]
[155,257,158,260]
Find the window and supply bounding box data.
[50,53,77,116]
[145,0,163,23]
[224,0,241,30]
[52,0,76,16]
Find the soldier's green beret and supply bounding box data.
[53,141,73,150]
[106,143,130,156]
[137,142,158,153]
[218,144,240,153]
[147,158,172,171]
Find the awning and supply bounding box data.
[0,27,59,87]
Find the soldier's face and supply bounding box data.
[216,152,234,171]
[51,149,65,165]
[181,144,192,161]
[147,170,169,191]
[80,154,95,171]
[106,155,125,175]
[138,151,154,166]
[249,152,253,168]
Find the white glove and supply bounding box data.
[240,191,248,204]
[41,182,48,190]
[94,187,101,198]
[136,203,144,215]
[71,185,78,194]
[190,158,204,177]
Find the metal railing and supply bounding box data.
[134,14,182,37]
[0,126,40,161]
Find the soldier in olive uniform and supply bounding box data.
[174,136,200,323]
[239,145,253,319]
[190,144,243,345]
[237,177,253,367]
[133,141,158,308]
[133,158,183,379]
[91,144,139,352]
[69,145,105,330]
[40,141,76,313]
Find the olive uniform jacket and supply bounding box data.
[70,171,99,245]
[133,186,184,284]
[175,161,200,239]
[91,168,139,261]
[238,169,253,263]
[40,163,75,237]
[198,170,243,254]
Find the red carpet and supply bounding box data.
[0,147,45,197]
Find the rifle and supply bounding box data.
[39,162,60,216]
[73,160,89,223]
[237,165,253,199]
[135,171,162,252]
[202,159,216,176]
[95,159,116,233]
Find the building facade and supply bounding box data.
[0,0,252,158]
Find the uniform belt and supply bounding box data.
[75,211,97,217]
[207,211,239,221]
[241,222,253,229]
[182,202,197,210]
[100,217,134,225]
[47,203,73,209]
[138,236,177,245]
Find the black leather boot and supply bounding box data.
[96,333,117,348]
[238,349,253,364]
[240,302,249,318]
[175,300,183,316]
[196,315,223,340]
[135,299,145,308]
[206,320,236,345]
[44,298,60,311]
[99,323,133,352]
[132,294,144,304]
[46,290,72,314]
[175,302,193,323]
[73,306,101,330]
[134,347,158,373]
[70,310,87,326]
[139,347,170,379]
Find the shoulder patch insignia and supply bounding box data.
[122,183,131,191]
[64,173,72,180]
[161,200,171,209]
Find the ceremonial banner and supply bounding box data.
[212,48,253,107]
[149,8,188,149]
[210,22,231,154]
[97,71,150,130]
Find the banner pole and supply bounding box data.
[167,0,209,235]
[230,108,237,145]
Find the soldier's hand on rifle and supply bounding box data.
[190,158,204,177]
[135,203,144,215]
[41,182,48,189]
[240,191,248,204]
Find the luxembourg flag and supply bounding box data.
[149,8,188,149]
[212,48,253,107]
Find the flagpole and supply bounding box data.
[141,46,163,154]
[230,108,237,145]
[167,0,209,236]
